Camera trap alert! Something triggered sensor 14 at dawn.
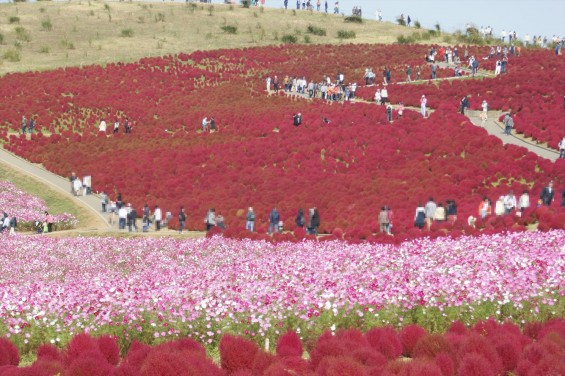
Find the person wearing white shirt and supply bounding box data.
[118,206,127,230]
[503,191,517,214]
[99,120,107,133]
[518,190,530,213]
[154,205,162,231]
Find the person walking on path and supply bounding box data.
[266,76,271,93]
[503,112,514,135]
[424,197,436,230]
[100,191,108,213]
[503,190,517,214]
[420,95,427,118]
[127,204,138,232]
[28,117,35,134]
[480,100,488,126]
[378,206,390,233]
[405,65,412,82]
[540,181,555,206]
[45,211,54,233]
[310,207,320,235]
[558,136,565,159]
[178,207,186,233]
[478,197,492,219]
[295,208,305,228]
[460,95,470,115]
[414,204,426,229]
[518,190,530,213]
[205,208,216,232]
[118,205,127,230]
[154,205,163,231]
[268,207,280,235]
[21,115,27,134]
[246,207,255,232]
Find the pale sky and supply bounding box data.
[330,0,565,40]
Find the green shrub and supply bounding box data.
[434,22,441,33]
[8,16,20,24]
[39,46,50,53]
[414,20,421,29]
[306,24,326,36]
[396,17,406,26]
[303,35,311,43]
[241,0,250,8]
[337,30,356,39]
[344,16,362,23]
[221,25,237,34]
[121,28,134,37]
[61,39,75,50]
[396,35,415,44]
[3,49,21,62]
[41,18,53,31]
[0,33,4,45]
[15,27,31,42]
[155,12,165,22]
[281,34,297,43]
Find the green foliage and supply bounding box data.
[3,49,21,62]
[396,35,415,44]
[8,16,20,24]
[241,0,250,8]
[442,35,453,44]
[155,12,166,22]
[434,22,441,33]
[41,18,53,31]
[15,27,31,42]
[281,34,297,43]
[208,5,214,16]
[396,17,406,26]
[344,15,362,23]
[39,46,50,53]
[0,33,4,45]
[221,25,238,34]
[306,24,326,36]
[414,20,421,29]
[120,28,134,38]
[303,35,311,43]
[337,30,356,39]
[60,39,75,50]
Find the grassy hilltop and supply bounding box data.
[0,1,425,75]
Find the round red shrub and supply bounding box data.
[398,324,428,356]
[458,353,496,376]
[413,334,454,360]
[315,356,367,376]
[276,331,303,358]
[0,338,20,366]
[219,334,259,373]
[365,327,402,359]
[97,335,120,366]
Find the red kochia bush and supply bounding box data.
[398,324,428,356]
[365,327,402,359]
[276,331,303,358]
[457,353,496,376]
[0,338,20,366]
[219,334,259,374]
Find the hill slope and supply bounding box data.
[0,1,419,75]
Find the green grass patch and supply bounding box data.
[3,49,21,62]
[337,30,356,39]
[306,24,326,36]
[120,28,134,37]
[344,16,362,23]
[220,25,237,34]
[281,34,297,43]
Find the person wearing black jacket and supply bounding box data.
[178,207,187,233]
[295,208,305,228]
[310,207,320,236]
[540,181,555,206]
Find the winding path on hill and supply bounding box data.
[0,66,559,234]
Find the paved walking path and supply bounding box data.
[282,90,560,162]
[0,146,111,229]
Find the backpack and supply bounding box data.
[10,217,17,227]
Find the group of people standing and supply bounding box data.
[20,115,36,135]
[414,198,458,230]
[243,206,320,235]
[98,118,132,134]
